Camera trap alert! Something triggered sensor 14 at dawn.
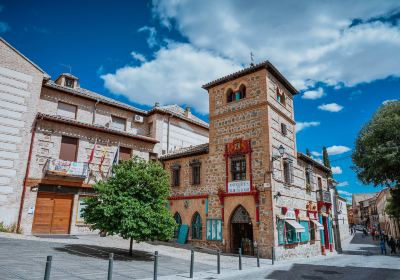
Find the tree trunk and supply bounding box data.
[129,237,133,256]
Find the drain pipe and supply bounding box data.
[17,117,38,232]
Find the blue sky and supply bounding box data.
[1,0,399,202]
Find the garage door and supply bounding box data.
[32,192,73,234]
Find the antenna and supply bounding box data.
[60,63,72,74]
[250,52,255,66]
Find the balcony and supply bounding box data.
[317,190,332,203]
[44,159,89,179]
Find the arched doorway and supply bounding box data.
[173,212,182,238]
[230,205,254,255]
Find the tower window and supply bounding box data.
[227,84,246,103]
[277,87,286,105]
[281,123,287,136]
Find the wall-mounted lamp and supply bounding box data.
[265,145,286,180]
[273,192,282,200]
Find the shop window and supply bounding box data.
[231,156,246,181]
[174,212,182,238]
[206,219,222,241]
[281,123,287,136]
[171,164,180,187]
[277,87,286,105]
[190,160,201,185]
[57,101,77,119]
[59,135,78,162]
[299,221,310,242]
[285,223,298,244]
[191,212,202,240]
[76,196,87,223]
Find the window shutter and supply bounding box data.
[300,221,310,242]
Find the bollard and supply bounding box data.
[257,247,260,267]
[271,247,275,265]
[238,248,242,270]
[190,250,194,278]
[44,255,52,280]
[217,250,221,274]
[108,253,114,280]
[153,251,158,280]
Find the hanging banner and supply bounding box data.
[46,159,89,178]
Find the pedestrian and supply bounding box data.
[380,238,387,255]
[389,237,396,254]
[371,230,375,241]
[397,239,400,253]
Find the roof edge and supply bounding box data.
[297,152,331,173]
[0,37,50,79]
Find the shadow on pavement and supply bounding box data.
[265,263,400,280]
[55,244,153,261]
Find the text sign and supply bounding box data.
[228,180,250,193]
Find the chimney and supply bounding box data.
[185,106,191,118]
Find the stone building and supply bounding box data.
[0,38,49,228]
[0,38,209,234]
[336,196,350,242]
[376,188,399,238]
[352,193,376,225]
[160,62,335,260]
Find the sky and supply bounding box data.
[1,0,399,203]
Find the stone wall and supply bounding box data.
[0,40,44,227]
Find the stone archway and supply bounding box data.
[230,205,254,255]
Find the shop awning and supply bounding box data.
[285,219,305,233]
[311,219,324,230]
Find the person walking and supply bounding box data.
[380,238,387,255]
[389,237,397,254]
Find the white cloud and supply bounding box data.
[311,151,321,157]
[152,1,400,91]
[138,26,158,48]
[102,42,241,113]
[332,166,343,174]
[131,52,147,63]
[327,145,351,155]
[318,103,343,112]
[338,189,351,196]
[302,88,325,100]
[337,181,349,188]
[382,99,398,105]
[296,121,320,132]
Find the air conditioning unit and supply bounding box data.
[134,115,144,123]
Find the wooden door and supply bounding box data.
[32,192,73,234]
[59,136,78,162]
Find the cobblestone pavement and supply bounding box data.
[0,237,216,279]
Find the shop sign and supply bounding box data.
[228,180,250,193]
[285,209,296,220]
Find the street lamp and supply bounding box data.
[265,145,286,180]
[278,145,285,157]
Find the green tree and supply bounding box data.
[322,146,332,177]
[352,100,400,218]
[82,156,176,255]
[306,148,311,157]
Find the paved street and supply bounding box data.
[0,232,399,279]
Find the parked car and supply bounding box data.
[355,224,366,231]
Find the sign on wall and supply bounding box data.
[46,159,89,178]
[228,180,250,193]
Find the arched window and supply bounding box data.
[227,88,234,103]
[174,212,182,238]
[276,87,286,105]
[191,212,202,240]
[227,85,246,103]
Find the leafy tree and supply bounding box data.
[82,156,176,255]
[306,148,311,157]
[352,100,400,218]
[322,146,332,177]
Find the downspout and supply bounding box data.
[17,117,38,232]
